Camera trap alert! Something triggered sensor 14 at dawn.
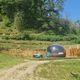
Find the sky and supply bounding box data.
[62,0,80,21]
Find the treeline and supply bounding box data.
[0,0,80,43]
[0,0,68,34]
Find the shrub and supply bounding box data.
[62,34,77,41]
[15,33,30,40]
[30,34,63,41]
[73,37,80,44]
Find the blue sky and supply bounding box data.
[62,0,80,21]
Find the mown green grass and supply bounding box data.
[0,53,24,69]
[35,59,80,80]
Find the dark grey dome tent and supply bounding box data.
[46,44,66,57]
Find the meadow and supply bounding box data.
[0,40,80,69]
[0,40,80,80]
[34,59,80,80]
[0,40,80,57]
[0,53,25,69]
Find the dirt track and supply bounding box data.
[0,60,49,80]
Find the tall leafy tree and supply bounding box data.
[0,0,65,31]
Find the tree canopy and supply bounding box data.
[0,0,66,33]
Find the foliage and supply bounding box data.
[0,32,78,42]
[73,37,80,44]
[13,12,25,31]
[0,0,80,41]
[0,0,65,32]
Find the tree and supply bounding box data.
[0,0,65,31]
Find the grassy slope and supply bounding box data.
[0,40,75,50]
[0,40,52,50]
[0,53,24,69]
[35,59,80,80]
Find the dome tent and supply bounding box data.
[46,44,66,57]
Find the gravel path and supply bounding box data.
[0,60,49,80]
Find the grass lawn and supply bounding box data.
[35,59,80,80]
[0,53,24,69]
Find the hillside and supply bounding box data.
[0,0,80,43]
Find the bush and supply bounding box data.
[73,37,80,44]
[62,34,77,41]
[30,34,78,41]
[30,34,63,41]
[0,32,78,42]
[1,32,31,40]
[1,35,10,40]
[15,33,30,40]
